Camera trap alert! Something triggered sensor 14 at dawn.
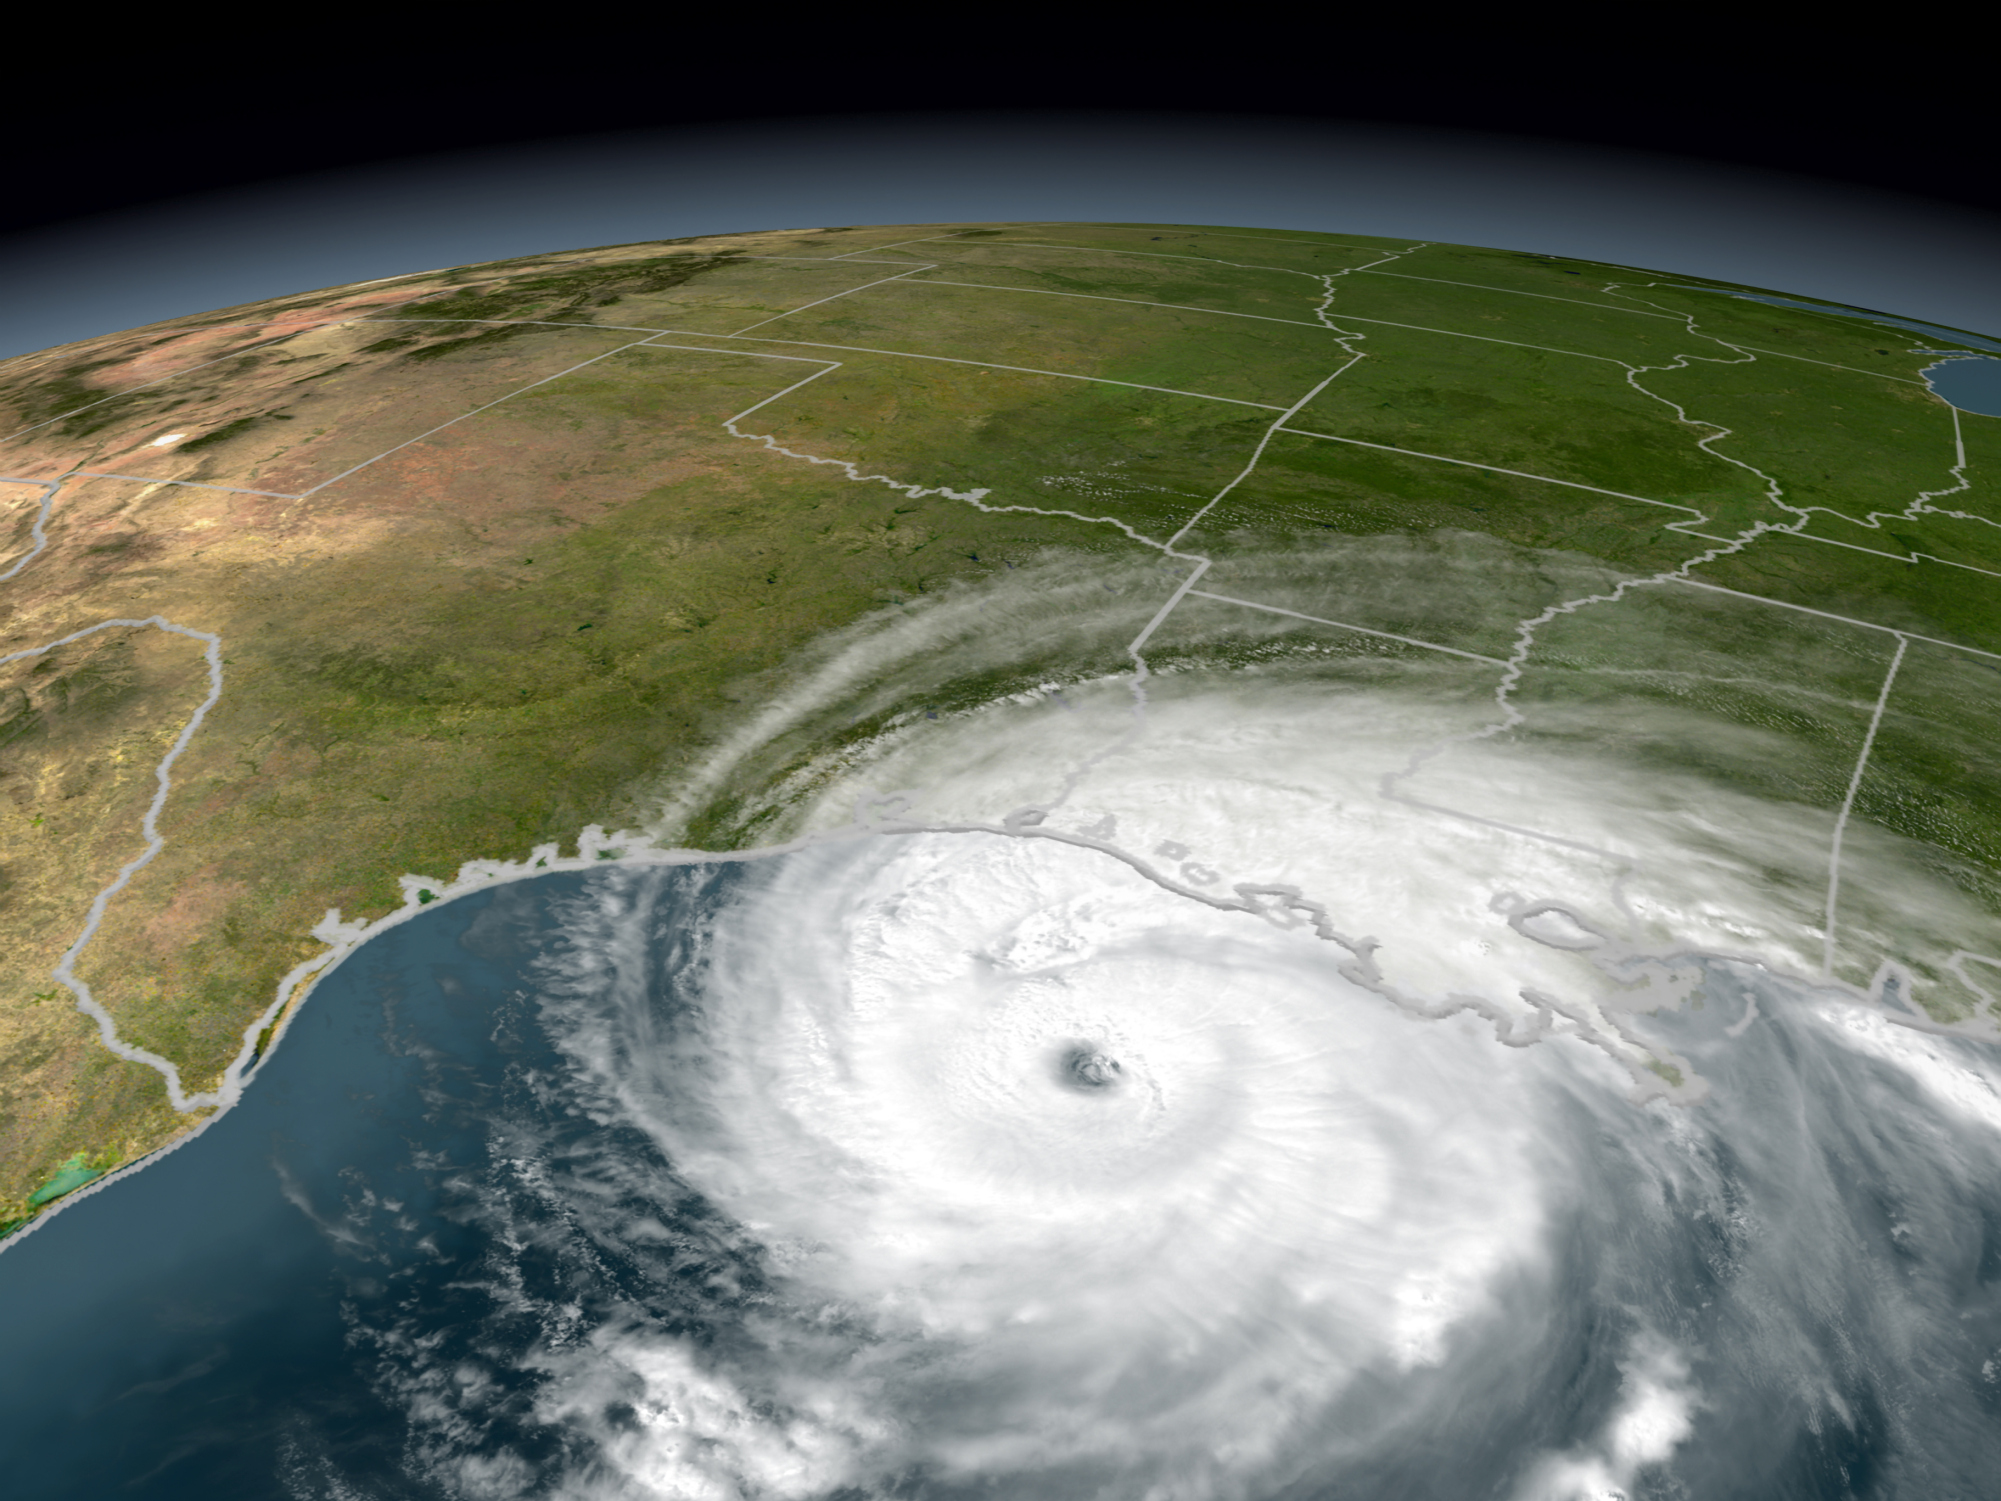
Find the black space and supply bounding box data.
[12,25,1993,237]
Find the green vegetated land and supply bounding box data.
[3,220,1999,1234]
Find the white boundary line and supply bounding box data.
[0,267,565,446]
[365,314,1296,410]
[68,473,303,499]
[637,341,835,371]
[297,335,667,497]
[729,266,936,335]
[1324,314,1629,363]
[18,323,681,509]
[975,238,1363,278]
[734,255,941,266]
[973,272,1934,394]
[0,237,1451,1167]
[911,277,1331,330]
[1356,268,1683,319]
[10,224,2001,1241]
[1662,576,2001,663]
[983,236,1961,394]
[1167,230,1417,254]
[1784,527,2001,578]
[1649,283,2001,357]
[828,232,970,261]
[1723,346,1927,384]
[705,248,1393,781]
[1,618,226,1110]
[1164,360,1365,547]
[1353,268,1950,387]
[1276,427,1708,518]
[0,345,858,1155]
[938,241,1688,363]
[357,315,688,334]
[0,478,61,580]
[1,320,356,445]
[693,331,1289,410]
[1824,635,1909,976]
[1185,590,1509,664]
[837,271,1636,366]
[669,233,2001,1007]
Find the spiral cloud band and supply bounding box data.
[355,548,2001,1497]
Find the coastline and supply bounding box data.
[9,780,1987,1257]
[0,820,859,1254]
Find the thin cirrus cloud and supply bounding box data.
[3,109,1999,363]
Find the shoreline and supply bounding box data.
[0,820,862,1254]
[8,792,1991,1257]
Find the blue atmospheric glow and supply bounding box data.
[2,112,1999,362]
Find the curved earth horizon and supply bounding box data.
[2,221,2000,1498]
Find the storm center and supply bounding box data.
[1058,1042,1124,1092]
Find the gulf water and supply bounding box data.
[4,854,2000,1499]
[0,872,620,1498]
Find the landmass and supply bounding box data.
[4,221,2000,1234]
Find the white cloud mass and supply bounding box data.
[350,550,2001,1497]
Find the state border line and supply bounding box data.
[0,260,601,446]
[1356,269,1957,384]
[970,238,1376,279]
[0,344,855,1135]
[837,272,1636,366]
[1663,576,2001,663]
[841,270,1939,390]
[916,249,1937,388]
[675,330,1291,410]
[729,266,936,334]
[909,277,1331,331]
[67,474,304,499]
[355,316,1292,412]
[0,617,227,1111]
[1169,229,1422,254]
[0,319,360,446]
[1356,268,1684,319]
[1780,526,2001,578]
[1275,426,1707,516]
[1186,590,1509,665]
[8,225,1996,1191]
[292,335,672,498]
[1824,636,1910,976]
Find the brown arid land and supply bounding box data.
[0,225,1114,1226]
[7,219,2001,1234]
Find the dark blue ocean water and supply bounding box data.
[4,858,2000,1499]
[0,873,616,1499]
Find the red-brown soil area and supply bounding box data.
[0,225,1106,1225]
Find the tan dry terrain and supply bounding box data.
[0,226,1105,1224]
[11,219,2001,1236]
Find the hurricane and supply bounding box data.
[339,546,2001,1500]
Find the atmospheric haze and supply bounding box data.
[9,190,2001,1495]
[321,549,2001,1498]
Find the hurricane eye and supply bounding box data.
[1058,1044,1123,1091]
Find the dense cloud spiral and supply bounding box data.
[345,555,2001,1498]
[407,837,2001,1501]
